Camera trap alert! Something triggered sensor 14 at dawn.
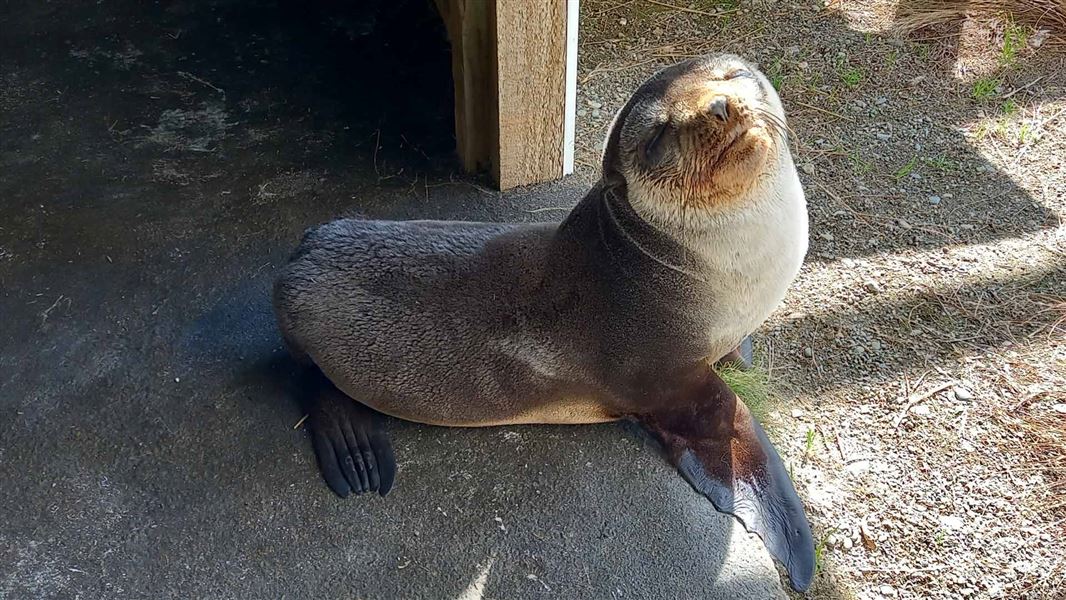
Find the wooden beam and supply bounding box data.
[434,0,497,174]
[494,0,569,189]
[436,0,577,190]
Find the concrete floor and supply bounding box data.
[0,1,788,598]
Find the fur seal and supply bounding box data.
[274,53,814,591]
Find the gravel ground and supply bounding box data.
[577,2,1065,599]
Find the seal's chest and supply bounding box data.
[698,197,808,349]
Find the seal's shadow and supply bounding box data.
[181,272,797,597]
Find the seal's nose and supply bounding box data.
[708,96,729,122]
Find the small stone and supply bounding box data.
[879,584,897,597]
[1054,404,1066,414]
[928,195,941,205]
[940,515,964,530]
[953,386,974,401]
[802,347,814,358]
[909,75,926,87]
[870,340,882,351]
[852,345,866,355]
[820,232,835,241]
[797,61,809,70]
[791,409,805,418]
[875,96,888,105]
[910,404,930,416]
[1013,559,1036,573]
[801,163,815,175]
[586,99,602,109]
[898,218,912,230]
[863,280,883,293]
[591,109,601,118]
[577,109,588,118]
[875,132,891,140]
[845,460,870,474]
[1030,28,1051,49]
[618,18,627,25]
[842,537,854,550]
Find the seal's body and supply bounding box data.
[274,54,815,592]
[278,175,805,427]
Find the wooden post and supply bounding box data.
[435,0,578,190]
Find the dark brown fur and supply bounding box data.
[274,183,719,426]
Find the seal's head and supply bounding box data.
[602,54,791,220]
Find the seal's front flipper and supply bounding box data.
[306,380,396,498]
[715,335,754,370]
[634,367,815,592]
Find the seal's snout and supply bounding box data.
[707,96,729,122]
[603,53,794,212]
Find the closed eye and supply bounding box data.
[640,122,669,165]
[726,69,753,80]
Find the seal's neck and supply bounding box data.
[624,150,807,272]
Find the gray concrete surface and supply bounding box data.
[0,1,788,597]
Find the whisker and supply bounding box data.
[755,108,798,154]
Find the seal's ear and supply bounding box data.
[633,366,816,592]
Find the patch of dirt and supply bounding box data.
[577,1,1065,599]
[143,102,234,153]
[251,169,328,205]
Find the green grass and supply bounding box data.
[766,58,785,91]
[804,427,817,456]
[1001,99,1019,115]
[894,156,919,180]
[848,151,873,176]
[886,48,900,68]
[1000,20,1028,67]
[923,153,955,173]
[1018,121,1033,145]
[839,65,864,88]
[716,362,772,423]
[964,21,1029,105]
[934,529,947,546]
[972,76,1000,101]
[814,529,836,574]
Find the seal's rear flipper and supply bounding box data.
[298,367,396,498]
[634,368,815,592]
